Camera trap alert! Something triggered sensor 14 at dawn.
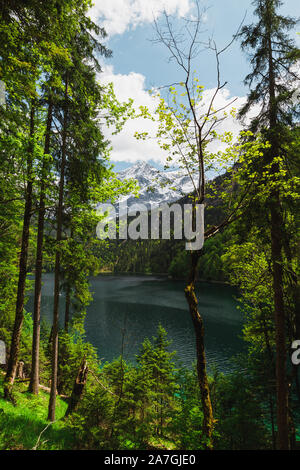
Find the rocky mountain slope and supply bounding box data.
[117,161,197,213]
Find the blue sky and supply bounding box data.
[108,1,255,95]
[89,0,300,171]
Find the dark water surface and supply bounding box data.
[28,274,244,372]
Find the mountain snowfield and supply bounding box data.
[116,161,197,214]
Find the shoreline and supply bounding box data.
[98,271,231,286]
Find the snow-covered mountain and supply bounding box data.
[117,161,196,214]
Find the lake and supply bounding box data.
[27,273,244,372]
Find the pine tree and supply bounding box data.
[239,0,300,449]
[0,0,82,399]
[29,96,54,395]
[136,325,178,438]
[46,5,134,420]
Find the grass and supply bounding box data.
[0,376,75,450]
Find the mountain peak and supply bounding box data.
[131,160,155,172]
[135,160,150,168]
[119,161,159,178]
[117,161,196,211]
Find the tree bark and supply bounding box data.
[64,285,70,333]
[4,102,35,400]
[48,78,68,421]
[16,361,25,380]
[184,251,214,449]
[29,99,53,395]
[270,192,289,449]
[65,357,88,417]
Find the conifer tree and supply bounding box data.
[239,0,300,449]
[1,0,80,399]
[46,6,135,421]
[136,325,177,438]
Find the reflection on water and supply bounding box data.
[27,273,244,372]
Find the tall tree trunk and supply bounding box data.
[184,251,214,449]
[64,285,70,333]
[4,102,35,400]
[29,99,53,395]
[282,227,300,403]
[48,78,68,421]
[270,192,289,449]
[266,18,289,448]
[64,227,73,333]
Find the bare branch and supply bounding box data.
[32,421,55,450]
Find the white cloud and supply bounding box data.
[199,87,248,153]
[89,0,193,36]
[100,66,168,163]
[99,67,256,165]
